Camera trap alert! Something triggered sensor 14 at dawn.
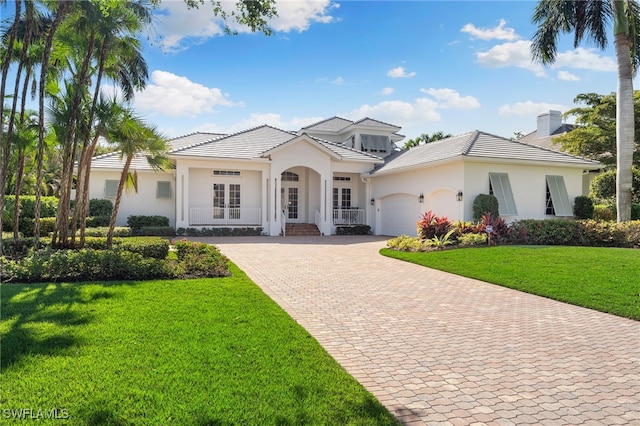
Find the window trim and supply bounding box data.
[488,173,517,215]
[546,175,572,216]
[212,170,241,177]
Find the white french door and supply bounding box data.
[281,185,301,223]
[213,183,241,220]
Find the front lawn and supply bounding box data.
[381,246,640,321]
[1,264,399,425]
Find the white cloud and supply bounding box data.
[387,66,416,78]
[498,101,567,116]
[475,40,545,75]
[557,70,580,81]
[421,88,480,110]
[134,70,241,117]
[332,76,345,85]
[195,113,325,134]
[381,87,394,95]
[555,47,616,72]
[476,41,616,77]
[347,98,441,126]
[152,0,338,52]
[461,19,520,41]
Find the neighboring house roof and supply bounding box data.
[367,130,601,177]
[170,126,383,163]
[518,123,574,151]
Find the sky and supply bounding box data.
[6,0,640,143]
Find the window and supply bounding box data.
[105,180,118,198]
[156,181,171,199]
[333,176,351,181]
[213,170,240,176]
[281,171,299,181]
[360,134,389,153]
[489,173,517,215]
[546,175,572,216]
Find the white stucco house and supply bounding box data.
[88,116,602,237]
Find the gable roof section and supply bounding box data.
[170,125,295,159]
[368,130,601,176]
[90,151,169,171]
[518,123,574,151]
[301,116,354,132]
[262,133,384,163]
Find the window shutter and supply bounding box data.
[546,176,572,216]
[488,173,517,215]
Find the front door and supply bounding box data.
[281,185,300,223]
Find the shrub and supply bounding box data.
[472,194,499,221]
[480,212,511,243]
[593,204,616,221]
[171,239,230,277]
[417,211,452,240]
[590,168,640,203]
[81,227,131,238]
[19,217,57,237]
[386,235,426,252]
[133,226,176,237]
[181,227,263,237]
[509,219,579,245]
[573,196,594,219]
[0,248,172,283]
[458,233,487,247]
[120,239,170,259]
[336,225,370,235]
[89,199,113,217]
[85,215,111,227]
[127,215,170,231]
[4,195,59,219]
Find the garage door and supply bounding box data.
[379,194,421,236]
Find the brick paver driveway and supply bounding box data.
[203,235,640,425]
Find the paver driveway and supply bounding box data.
[202,235,640,425]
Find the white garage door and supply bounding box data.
[379,194,421,236]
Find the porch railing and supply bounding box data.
[315,209,322,233]
[281,210,287,237]
[189,207,261,226]
[332,208,365,225]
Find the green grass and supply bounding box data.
[1,263,399,425]
[381,246,640,321]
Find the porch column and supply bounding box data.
[261,171,268,232]
[271,176,282,236]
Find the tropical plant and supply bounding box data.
[424,228,457,248]
[416,210,453,240]
[105,109,168,248]
[531,0,640,222]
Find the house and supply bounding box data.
[88,116,602,237]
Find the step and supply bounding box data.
[285,224,321,236]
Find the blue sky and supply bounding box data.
[6,0,638,142]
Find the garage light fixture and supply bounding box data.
[456,191,463,201]
[418,193,424,203]
[370,198,375,206]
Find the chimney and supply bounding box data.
[537,110,562,138]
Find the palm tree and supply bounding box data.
[402,131,453,150]
[105,109,168,248]
[531,0,640,222]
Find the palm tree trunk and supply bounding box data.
[613,1,634,222]
[0,0,22,255]
[106,156,133,249]
[35,1,70,249]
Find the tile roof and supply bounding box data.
[518,124,574,151]
[368,130,602,176]
[90,151,171,171]
[168,132,226,150]
[301,116,355,132]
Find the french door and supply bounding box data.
[213,183,241,220]
[281,185,300,223]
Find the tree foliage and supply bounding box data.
[553,91,640,166]
[402,131,452,150]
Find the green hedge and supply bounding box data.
[4,195,59,219]
[178,227,263,237]
[0,239,228,283]
[336,225,371,235]
[132,226,176,237]
[127,215,170,230]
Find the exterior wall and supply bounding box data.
[463,160,585,221]
[369,162,465,235]
[89,169,176,227]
